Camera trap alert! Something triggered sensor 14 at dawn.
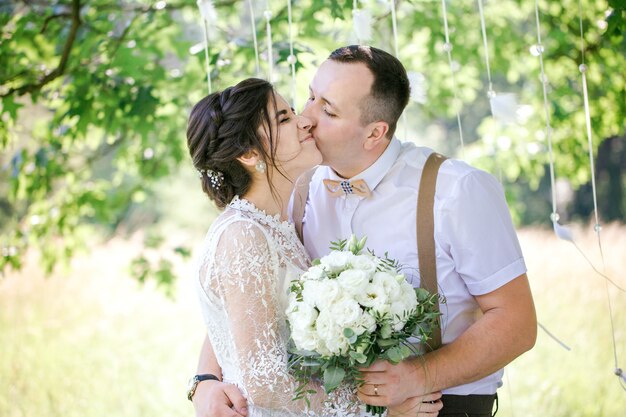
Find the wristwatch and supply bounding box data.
[187,374,220,401]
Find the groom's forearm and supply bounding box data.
[412,273,537,393]
[358,274,536,407]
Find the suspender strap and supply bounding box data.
[417,152,447,352]
[292,167,317,243]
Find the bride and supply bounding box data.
[187,77,365,416]
[186,78,442,416]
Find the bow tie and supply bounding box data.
[323,179,371,198]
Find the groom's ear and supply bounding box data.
[363,121,389,151]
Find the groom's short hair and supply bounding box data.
[328,45,410,139]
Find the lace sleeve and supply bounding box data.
[208,220,365,416]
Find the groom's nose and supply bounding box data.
[301,101,317,125]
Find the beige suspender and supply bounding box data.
[292,153,447,351]
[417,152,447,352]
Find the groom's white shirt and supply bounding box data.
[296,137,527,395]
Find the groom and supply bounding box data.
[190,45,537,417]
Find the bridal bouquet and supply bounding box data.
[286,235,441,416]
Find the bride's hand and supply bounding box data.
[386,392,442,417]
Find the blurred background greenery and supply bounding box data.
[1,0,624,416]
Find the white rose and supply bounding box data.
[373,271,403,299]
[315,309,345,353]
[291,326,320,351]
[400,284,418,312]
[329,296,362,327]
[287,300,319,331]
[389,299,411,331]
[350,254,379,275]
[337,269,370,296]
[349,310,377,335]
[319,251,354,274]
[301,265,326,281]
[325,333,350,355]
[357,280,389,314]
[314,279,342,310]
[301,280,322,308]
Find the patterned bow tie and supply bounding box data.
[323,179,371,197]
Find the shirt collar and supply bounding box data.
[325,137,402,192]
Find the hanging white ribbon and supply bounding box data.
[247,0,261,76]
[264,2,273,81]
[440,0,465,155]
[352,0,372,43]
[197,0,217,94]
[287,0,297,109]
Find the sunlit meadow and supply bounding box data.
[1,221,624,417]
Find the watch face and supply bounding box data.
[187,376,198,391]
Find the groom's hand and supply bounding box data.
[387,392,443,417]
[193,380,248,417]
[357,359,424,407]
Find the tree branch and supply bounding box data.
[40,12,71,34]
[1,0,82,98]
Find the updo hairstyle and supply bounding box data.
[187,78,279,208]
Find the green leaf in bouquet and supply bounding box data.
[323,366,346,393]
[376,337,398,348]
[349,351,368,364]
[385,346,404,364]
[329,238,347,251]
[414,287,432,302]
[343,328,357,344]
[380,323,393,339]
[312,258,321,266]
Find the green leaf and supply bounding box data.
[323,366,345,393]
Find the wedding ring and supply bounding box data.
[373,385,379,396]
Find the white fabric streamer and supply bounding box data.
[352,8,373,42]
[407,71,427,104]
[489,93,519,124]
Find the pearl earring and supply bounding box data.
[255,160,266,173]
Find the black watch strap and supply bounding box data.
[197,374,220,383]
[187,373,220,401]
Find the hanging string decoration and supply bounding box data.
[476,0,518,124]
[352,0,373,43]
[287,0,298,109]
[247,0,261,76]
[386,0,409,139]
[533,0,625,390]
[389,0,399,57]
[576,0,625,391]
[440,0,465,153]
[264,1,274,81]
[196,0,217,94]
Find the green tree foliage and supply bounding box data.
[1,0,624,279]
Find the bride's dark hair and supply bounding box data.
[187,78,279,208]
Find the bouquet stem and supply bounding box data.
[366,405,386,416]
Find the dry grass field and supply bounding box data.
[1,223,624,417]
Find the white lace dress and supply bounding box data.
[195,196,369,417]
